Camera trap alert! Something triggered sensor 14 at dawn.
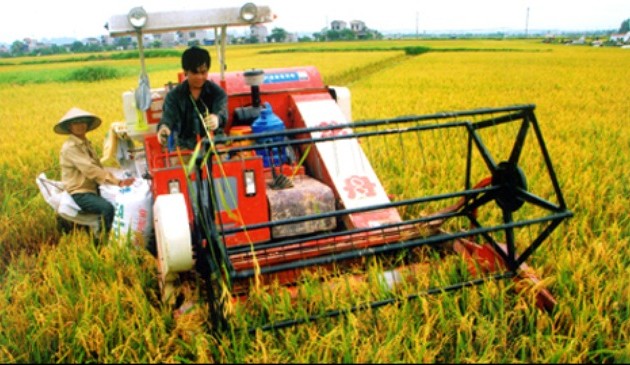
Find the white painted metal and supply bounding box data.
[107,5,274,37]
[153,193,194,278]
[329,86,352,122]
[294,99,402,229]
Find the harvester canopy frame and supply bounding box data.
[106,3,275,82]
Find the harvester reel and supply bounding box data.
[492,161,528,213]
[212,105,572,330]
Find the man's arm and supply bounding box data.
[207,82,228,129]
[158,90,179,132]
[157,89,181,145]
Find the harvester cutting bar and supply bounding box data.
[246,271,516,334]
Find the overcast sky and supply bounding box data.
[1,0,628,44]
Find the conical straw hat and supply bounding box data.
[54,107,102,135]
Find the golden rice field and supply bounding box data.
[0,39,628,363]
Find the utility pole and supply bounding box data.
[525,7,530,37]
[416,11,419,39]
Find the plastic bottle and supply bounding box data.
[122,90,148,132]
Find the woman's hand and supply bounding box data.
[118,178,135,187]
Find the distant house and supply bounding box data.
[23,38,37,52]
[100,35,115,46]
[572,36,586,45]
[610,31,630,43]
[84,37,101,46]
[331,20,347,31]
[250,24,268,43]
[330,19,376,39]
[350,20,371,38]
[349,20,367,33]
[153,33,177,47]
[285,32,298,42]
[179,29,211,45]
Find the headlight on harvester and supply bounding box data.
[127,6,148,29]
[244,170,256,196]
[239,2,258,22]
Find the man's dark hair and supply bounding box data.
[181,46,211,72]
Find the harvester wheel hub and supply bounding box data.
[492,161,527,212]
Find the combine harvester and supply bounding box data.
[61,3,575,332]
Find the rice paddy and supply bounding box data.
[0,39,628,363]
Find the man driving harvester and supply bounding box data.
[157,46,228,150]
